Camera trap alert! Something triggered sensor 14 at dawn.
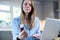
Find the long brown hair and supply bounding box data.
[20,0,36,30]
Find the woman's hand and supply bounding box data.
[32,34,40,39]
[19,30,28,40]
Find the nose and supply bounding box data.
[26,5,28,7]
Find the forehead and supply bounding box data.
[23,0,31,4]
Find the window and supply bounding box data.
[0,12,11,22]
[0,5,21,27]
[13,7,21,18]
[0,5,10,11]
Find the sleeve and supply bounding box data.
[10,19,19,40]
[36,18,41,36]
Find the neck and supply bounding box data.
[25,12,29,20]
[24,15,34,30]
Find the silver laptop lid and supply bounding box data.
[40,18,60,40]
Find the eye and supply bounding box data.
[29,4,32,6]
[24,2,32,6]
[24,3,27,6]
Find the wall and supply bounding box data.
[34,0,54,20]
[0,0,21,7]
[42,1,54,19]
[34,1,43,20]
[58,0,60,18]
[0,31,12,40]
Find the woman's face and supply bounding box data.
[23,0,32,14]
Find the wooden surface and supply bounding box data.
[55,37,60,40]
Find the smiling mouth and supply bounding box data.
[26,9,29,11]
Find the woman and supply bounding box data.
[10,0,41,40]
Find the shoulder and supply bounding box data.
[35,17,40,23]
[10,17,20,27]
[10,17,20,24]
[34,17,40,30]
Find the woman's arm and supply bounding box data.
[36,20,41,36]
[10,19,19,40]
[10,18,28,40]
[32,17,41,39]
[32,23,41,39]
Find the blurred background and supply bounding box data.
[0,0,60,40]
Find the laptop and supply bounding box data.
[40,18,60,40]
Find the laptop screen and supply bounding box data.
[40,18,60,40]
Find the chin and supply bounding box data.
[25,11,30,13]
